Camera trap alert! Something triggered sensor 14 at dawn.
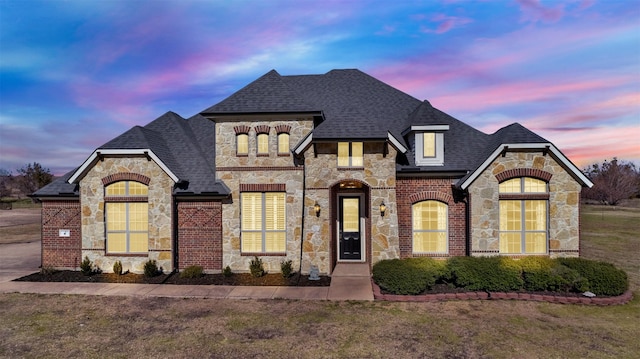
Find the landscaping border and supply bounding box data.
[371,280,634,305]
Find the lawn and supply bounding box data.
[0,204,638,358]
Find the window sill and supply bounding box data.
[105,253,149,257]
[257,154,270,157]
[241,252,286,257]
[337,167,364,171]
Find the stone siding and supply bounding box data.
[80,156,174,273]
[177,201,223,271]
[468,152,582,257]
[396,177,466,258]
[215,118,313,273]
[304,142,400,273]
[42,200,82,269]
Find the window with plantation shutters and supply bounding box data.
[499,177,548,254]
[412,200,448,253]
[338,142,363,167]
[241,192,286,253]
[105,181,148,254]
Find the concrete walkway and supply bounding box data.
[0,262,374,301]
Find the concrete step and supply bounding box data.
[327,263,373,301]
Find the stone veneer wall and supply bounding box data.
[396,178,466,258]
[216,119,312,273]
[80,157,174,273]
[177,201,223,271]
[468,152,582,257]
[304,142,400,273]
[41,200,82,269]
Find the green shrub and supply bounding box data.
[518,256,559,291]
[113,260,123,275]
[80,256,101,275]
[280,259,294,278]
[551,264,590,293]
[223,265,233,277]
[445,256,523,292]
[40,266,57,275]
[373,257,445,295]
[180,265,204,279]
[143,259,161,277]
[249,256,265,277]
[557,257,628,296]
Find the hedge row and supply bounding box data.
[372,256,628,296]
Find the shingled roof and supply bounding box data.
[35,112,229,198]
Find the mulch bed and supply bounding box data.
[15,270,331,287]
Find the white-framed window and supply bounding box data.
[338,142,363,167]
[237,133,249,155]
[278,132,290,154]
[412,200,448,253]
[499,177,548,254]
[105,181,149,254]
[415,132,444,166]
[241,192,286,253]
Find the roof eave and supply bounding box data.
[68,149,180,184]
[458,143,594,190]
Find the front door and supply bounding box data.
[339,196,362,260]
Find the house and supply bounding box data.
[33,69,593,275]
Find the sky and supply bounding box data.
[1,0,639,176]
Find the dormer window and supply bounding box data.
[412,125,448,166]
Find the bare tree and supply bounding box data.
[16,162,53,195]
[582,158,640,205]
[0,168,11,198]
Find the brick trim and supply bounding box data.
[240,183,286,192]
[408,191,453,204]
[499,193,550,200]
[495,168,552,183]
[102,173,151,186]
[234,125,250,135]
[104,196,148,202]
[217,166,301,171]
[254,125,271,134]
[274,124,291,134]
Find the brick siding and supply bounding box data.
[396,178,467,258]
[42,200,82,269]
[177,201,223,271]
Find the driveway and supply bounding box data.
[0,208,41,282]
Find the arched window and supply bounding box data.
[499,177,548,254]
[237,133,249,155]
[257,133,269,154]
[412,200,448,253]
[278,132,290,154]
[105,181,148,254]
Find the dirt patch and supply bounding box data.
[15,270,331,287]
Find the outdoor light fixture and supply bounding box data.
[314,202,321,217]
[379,201,387,217]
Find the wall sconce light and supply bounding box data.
[379,201,386,217]
[314,202,321,217]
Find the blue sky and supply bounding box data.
[1,0,638,175]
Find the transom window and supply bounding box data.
[338,142,363,167]
[105,181,148,254]
[412,200,448,253]
[237,133,249,155]
[499,177,548,254]
[241,192,286,253]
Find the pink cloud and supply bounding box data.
[517,0,565,23]
[420,14,473,34]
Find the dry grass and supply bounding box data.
[0,204,638,358]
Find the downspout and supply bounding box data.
[297,156,306,285]
[463,190,471,256]
[172,196,179,274]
